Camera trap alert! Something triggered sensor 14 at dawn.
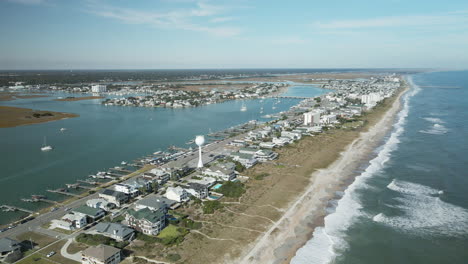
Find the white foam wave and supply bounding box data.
[291,76,421,264]
[419,123,449,135]
[423,117,444,123]
[379,180,468,237]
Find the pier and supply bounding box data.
[1,205,34,214]
[47,189,80,197]
[77,179,99,185]
[109,167,133,174]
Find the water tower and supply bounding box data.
[195,135,205,168]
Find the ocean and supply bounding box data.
[0,84,326,225]
[292,70,468,264]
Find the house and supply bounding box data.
[125,207,166,236]
[81,245,121,264]
[254,149,278,162]
[184,183,208,199]
[230,152,258,168]
[165,186,189,203]
[0,238,21,263]
[86,198,115,211]
[321,114,337,124]
[72,205,105,222]
[94,222,135,242]
[53,212,87,230]
[114,184,139,197]
[281,131,302,141]
[99,189,128,207]
[203,165,236,181]
[135,195,172,212]
[303,111,321,126]
[238,147,259,155]
[143,168,170,185]
[272,137,292,146]
[229,140,247,147]
[259,142,276,149]
[121,177,152,193]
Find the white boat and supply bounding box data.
[41,136,53,151]
[121,161,127,165]
[60,128,67,132]
[240,102,247,112]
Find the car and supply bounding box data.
[46,251,56,257]
[209,154,214,157]
[50,207,58,212]
[0,228,8,233]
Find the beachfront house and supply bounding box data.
[114,184,139,197]
[254,149,278,162]
[81,244,121,264]
[230,152,258,168]
[259,142,276,149]
[99,189,128,207]
[281,131,302,141]
[135,195,171,212]
[94,222,135,242]
[272,137,292,146]
[125,207,166,236]
[184,182,209,199]
[165,186,189,203]
[203,165,236,181]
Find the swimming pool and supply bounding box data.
[212,183,222,190]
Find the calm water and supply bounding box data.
[292,71,468,264]
[0,84,326,225]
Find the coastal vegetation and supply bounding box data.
[0,105,78,128]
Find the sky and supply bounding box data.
[0,0,467,69]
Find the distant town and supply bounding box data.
[0,74,401,264]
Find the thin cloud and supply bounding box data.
[86,0,242,37]
[313,12,468,30]
[210,16,235,23]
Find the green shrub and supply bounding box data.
[254,172,270,180]
[217,181,245,197]
[202,200,223,214]
[166,253,181,262]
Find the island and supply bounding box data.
[0,106,78,128]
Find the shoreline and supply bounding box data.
[237,82,410,263]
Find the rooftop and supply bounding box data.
[82,244,120,261]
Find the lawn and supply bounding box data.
[157,225,181,239]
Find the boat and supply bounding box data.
[60,128,67,132]
[240,102,247,112]
[41,136,53,151]
[121,161,127,165]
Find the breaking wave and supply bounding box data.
[374,179,468,237]
[291,76,420,264]
[419,123,449,135]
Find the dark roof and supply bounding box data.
[73,205,104,217]
[100,189,127,199]
[82,245,120,261]
[95,222,134,239]
[187,182,207,191]
[126,208,165,224]
[0,238,20,253]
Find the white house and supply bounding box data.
[165,186,189,203]
[272,137,292,146]
[254,149,278,162]
[53,212,87,230]
[303,111,321,126]
[321,114,337,124]
[86,198,115,211]
[259,142,276,149]
[114,184,139,197]
[281,131,302,141]
[230,152,258,168]
[203,165,236,181]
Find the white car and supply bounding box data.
[46,251,56,257]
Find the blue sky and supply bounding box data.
[1,0,467,69]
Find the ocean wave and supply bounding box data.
[419,123,449,135]
[291,76,421,264]
[422,117,445,123]
[376,180,468,237]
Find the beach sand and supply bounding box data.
[238,83,409,264]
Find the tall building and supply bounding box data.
[303,111,320,126]
[91,84,107,93]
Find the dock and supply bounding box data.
[107,172,125,178]
[109,167,133,173]
[1,205,34,214]
[77,180,99,185]
[47,189,80,197]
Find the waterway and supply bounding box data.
[0,84,327,225]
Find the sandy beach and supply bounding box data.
[237,83,410,264]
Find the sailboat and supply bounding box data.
[240,101,247,112]
[60,128,67,132]
[41,136,53,151]
[260,106,264,114]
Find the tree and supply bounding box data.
[151,182,159,193]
